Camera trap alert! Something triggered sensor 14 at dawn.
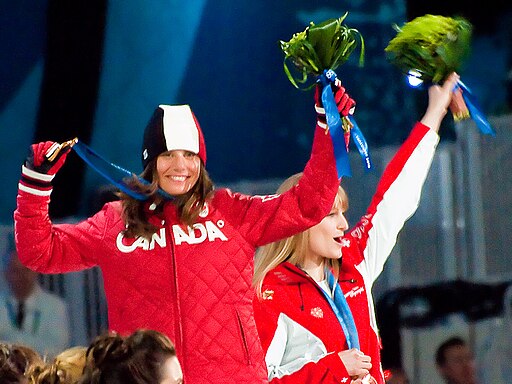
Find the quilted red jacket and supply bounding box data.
[14,124,339,383]
[253,122,439,383]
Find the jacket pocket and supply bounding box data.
[234,308,252,365]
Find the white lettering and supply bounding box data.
[117,221,228,252]
[345,286,365,298]
[173,226,190,245]
[116,228,167,253]
[205,221,228,242]
[190,223,207,244]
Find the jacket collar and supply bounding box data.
[267,262,315,285]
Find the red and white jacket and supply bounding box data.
[14,125,339,384]
[253,122,439,383]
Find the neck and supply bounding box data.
[298,258,326,282]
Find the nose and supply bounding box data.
[337,213,349,231]
[171,153,187,169]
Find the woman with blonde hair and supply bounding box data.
[253,73,460,383]
[27,346,87,384]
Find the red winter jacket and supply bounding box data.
[253,122,439,383]
[14,125,339,384]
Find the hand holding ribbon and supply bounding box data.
[318,69,372,178]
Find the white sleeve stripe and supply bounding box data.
[18,183,52,196]
[22,165,55,182]
[315,105,325,114]
[317,121,327,129]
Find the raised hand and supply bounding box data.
[315,80,356,129]
[20,138,77,196]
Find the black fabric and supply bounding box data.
[141,107,167,170]
[34,0,107,218]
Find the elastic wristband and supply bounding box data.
[18,182,52,197]
[22,165,55,182]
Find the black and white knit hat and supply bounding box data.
[141,104,207,170]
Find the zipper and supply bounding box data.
[235,309,251,365]
[297,283,305,311]
[168,226,184,368]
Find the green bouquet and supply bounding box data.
[384,14,473,120]
[280,12,365,89]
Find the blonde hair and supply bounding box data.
[27,346,87,384]
[253,173,348,298]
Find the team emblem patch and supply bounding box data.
[262,289,274,300]
[310,307,324,318]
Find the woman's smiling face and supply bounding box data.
[156,149,200,196]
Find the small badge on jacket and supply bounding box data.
[310,307,324,318]
[262,289,274,300]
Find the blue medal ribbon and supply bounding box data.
[319,269,360,349]
[319,70,351,178]
[457,80,496,136]
[318,69,372,178]
[72,141,173,201]
[348,115,372,170]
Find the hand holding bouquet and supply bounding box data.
[280,12,370,177]
[385,14,495,135]
[280,12,364,89]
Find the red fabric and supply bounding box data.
[314,83,356,117]
[253,263,352,383]
[28,141,71,174]
[14,124,339,384]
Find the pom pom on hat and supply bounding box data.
[141,104,206,170]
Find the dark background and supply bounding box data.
[1,0,510,220]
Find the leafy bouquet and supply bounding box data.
[280,12,365,89]
[280,12,370,176]
[385,14,494,135]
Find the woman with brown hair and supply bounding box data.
[79,329,182,384]
[14,83,355,382]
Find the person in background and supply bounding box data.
[384,366,410,384]
[435,336,478,384]
[0,342,45,384]
[28,346,87,384]
[14,82,354,382]
[253,73,460,383]
[79,329,183,384]
[0,244,70,358]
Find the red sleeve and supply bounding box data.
[13,190,117,273]
[215,124,339,247]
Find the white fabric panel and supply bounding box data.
[266,312,330,380]
[160,104,199,154]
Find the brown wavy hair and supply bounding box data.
[119,159,214,240]
[78,330,177,384]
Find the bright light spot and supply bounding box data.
[407,70,423,88]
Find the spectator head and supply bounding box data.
[435,336,477,384]
[384,366,410,384]
[80,329,182,384]
[4,249,38,301]
[28,346,87,384]
[0,342,44,384]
